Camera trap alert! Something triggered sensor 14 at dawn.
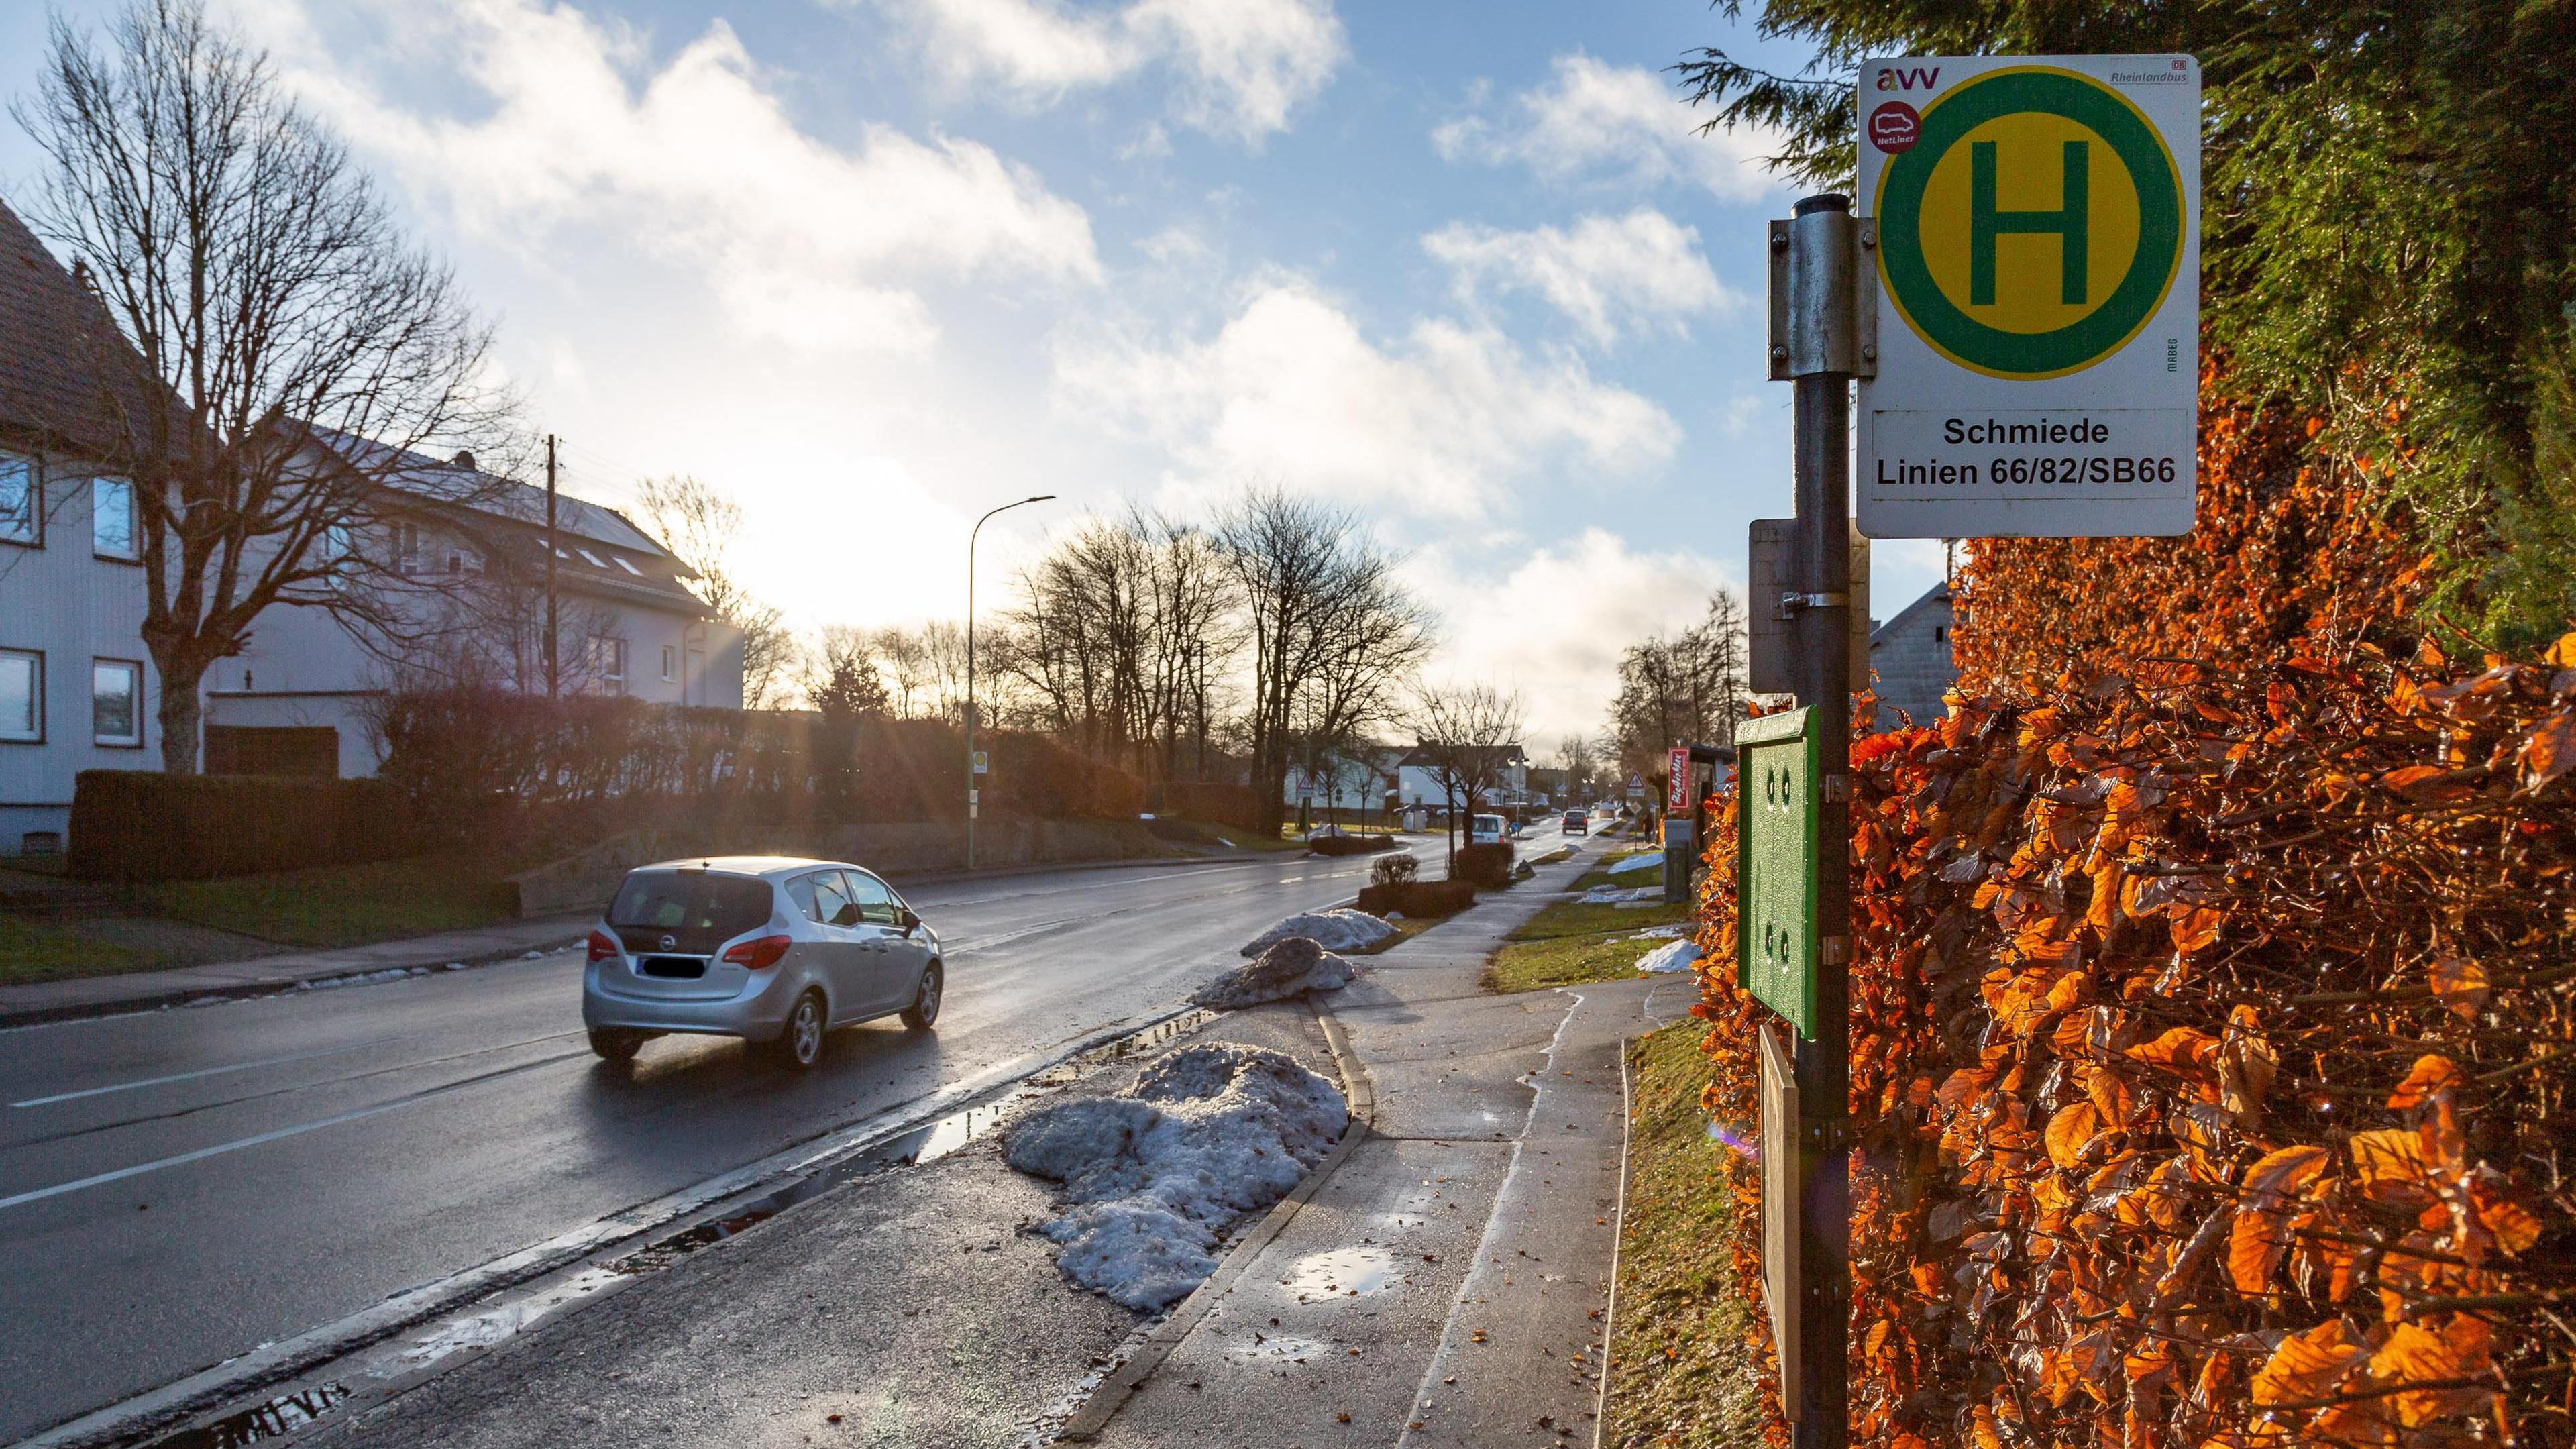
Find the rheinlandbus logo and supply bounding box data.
[1874,66,2184,380]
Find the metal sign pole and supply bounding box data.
[1783,191,1854,1449]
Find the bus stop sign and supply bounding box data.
[1735,708,1823,1036]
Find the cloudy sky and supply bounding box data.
[0,0,1939,746]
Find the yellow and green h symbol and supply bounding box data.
[1970,139,2088,307]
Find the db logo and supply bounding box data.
[1868,101,1920,153]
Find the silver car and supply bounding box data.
[582,856,945,1069]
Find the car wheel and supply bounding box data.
[772,990,826,1069]
[900,963,943,1032]
[589,1028,643,1063]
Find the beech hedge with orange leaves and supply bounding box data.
[1691,642,2575,1448]
[1680,366,2576,1449]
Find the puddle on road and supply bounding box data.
[1281,1245,1401,1299]
[148,1384,348,1448]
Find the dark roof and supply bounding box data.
[1870,581,1953,648]
[0,197,170,460]
[308,427,706,613]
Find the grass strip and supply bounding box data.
[145,855,515,949]
[1605,1020,1766,1448]
[0,914,151,987]
[1484,895,1695,994]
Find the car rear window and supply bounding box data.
[608,872,775,953]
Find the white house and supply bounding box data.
[1283,744,1401,814]
[0,201,165,853]
[1395,743,1529,815]
[207,439,745,779]
[0,193,745,849]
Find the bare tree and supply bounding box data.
[1556,733,1599,804]
[873,626,928,718]
[17,0,513,770]
[1221,488,1433,833]
[1409,683,1527,869]
[634,474,791,708]
[1605,588,1749,786]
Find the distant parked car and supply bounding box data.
[1468,813,1508,847]
[583,857,944,1070]
[1563,810,1588,835]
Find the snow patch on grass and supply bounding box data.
[1637,938,1701,974]
[1607,851,1664,875]
[1004,1044,1349,1310]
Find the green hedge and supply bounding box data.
[70,770,407,882]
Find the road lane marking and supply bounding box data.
[8,1040,400,1109]
[0,1049,588,1212]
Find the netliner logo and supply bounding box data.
[1868,101,1920,153]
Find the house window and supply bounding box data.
[1934,625,1947,642]
[661,645,676,682]
[612,555,642,576]
[589,636,626,695]
[0,650,41,742]
[92,478,138,559]
[576,547,606,568]
[93,659,142,747]
[0,454,38,545]
[396,522,421,574]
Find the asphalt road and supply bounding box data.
[0,838,1495,1443]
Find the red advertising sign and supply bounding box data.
[1667,746,1693,810]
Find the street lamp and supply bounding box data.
[966,494,1054,870]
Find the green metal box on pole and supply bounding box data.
[1734,706,1823,1038]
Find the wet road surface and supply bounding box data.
[0,847,1415,1442]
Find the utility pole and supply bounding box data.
[544,433,560,700]
[1784,191,1856,1449]
[965,495,1054,870]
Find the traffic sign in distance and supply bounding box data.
[1735,707,1822,1036]
[1857,56,2199,539]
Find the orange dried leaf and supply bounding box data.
[2045,1101,2100,1169]
[2251,1320,2365,1405]
[2385,1055,2467,1110]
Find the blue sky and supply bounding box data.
[0,0,1932,745]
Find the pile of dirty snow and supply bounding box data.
[1579,885,1664,905]
[1193,936,1355,1010]
[1637,938,1701,974]
[1240,908,1395,956]
[1004,1043,1349,1310]
[1607,851,1664,875]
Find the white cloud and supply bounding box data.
[256,0,1099,355]
[1406,529,1735,744]
[1434,52,1780,199]
[875,0,1346,144]
[1423,209,1742,346]
[1053,280,1679,518]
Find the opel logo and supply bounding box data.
[659,934,676,951]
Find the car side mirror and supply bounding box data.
[832,903,862,928]
[897,907,920,936]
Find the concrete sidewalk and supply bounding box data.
[1068,841,1686,1448]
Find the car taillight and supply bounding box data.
[722,934,792,970]
[588,930,621,963]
